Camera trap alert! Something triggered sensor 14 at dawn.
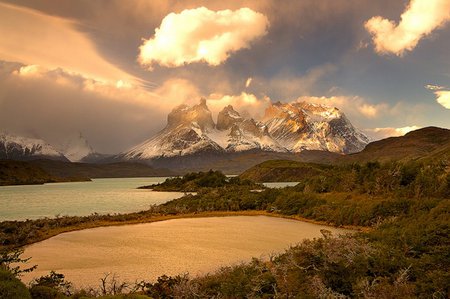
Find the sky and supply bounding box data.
[0,0,449,153]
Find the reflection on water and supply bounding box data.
[263,182,299,188]
[22,216,352,288]
[0,177,182,221]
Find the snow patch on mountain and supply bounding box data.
[263,101,369,154]
[57,133,98,162]
[118,99,369,160]
[0,132,67,161]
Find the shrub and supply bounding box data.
[0,267,31,299]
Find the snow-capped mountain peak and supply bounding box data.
[118,98,369,161]
[167,98,215,132]
[0,132,68,161]
[216,105,244,130]
[263,101,369,153]
[58,133,97,162]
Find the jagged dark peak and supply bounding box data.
[216,105,243,131]
[197,97,208,108]
[167,98,214,131]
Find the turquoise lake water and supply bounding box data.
[0,178,298,221]
[0,177,184,221]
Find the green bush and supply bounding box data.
[0,267,31,299]
[30,285,61,299]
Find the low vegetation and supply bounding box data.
[0,160,449,298]
[140,169,259,191]
[239,160,328,182]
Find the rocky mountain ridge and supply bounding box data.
[118,99,369,161]
[0,132,68,161]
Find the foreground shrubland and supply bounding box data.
[1,161,449,298]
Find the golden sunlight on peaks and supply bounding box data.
[206,92,270,119]
[0,2,137,84]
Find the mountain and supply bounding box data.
[263,101,369,154]
[121,99,223,160]
[57,133,109,163]
[0,132,68,161]
[117,99,367,165]
[239,126,450,181]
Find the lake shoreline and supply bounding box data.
[16,210,365,251]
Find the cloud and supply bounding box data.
[295,95,387,119]
[435,90,450,109]
[365,0,450,56]
[425,84,446,91]
[425,84,450,109]
[0,62,204,153]
[206,92,271,120]
[0,2,137,83]
[245,77,253,88]
[253,64,338,100]
[364,126,421,140]
[138,7,269,68]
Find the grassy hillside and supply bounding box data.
[344,126,450,163]
[239,159,329,182]
[30,160,175,178]
[241,127,450,182]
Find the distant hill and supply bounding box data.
[240,127,450,181]
[145,149,341,174]
[0,160,89,186]
[344,127,450,163]
[29,160,176,178]
[0,159,175,186]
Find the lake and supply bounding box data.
[0,177,184,221]
[0,178,298,221]
[21,216,352,288]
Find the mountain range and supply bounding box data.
[116,99,369,163]
[0,132,106,163]
[0,132,68,161]
[2,100,449,175]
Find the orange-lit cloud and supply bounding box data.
[0,2,136,83]
[206,92,271,119]
[245,78,253,88]
[364,126,421,140]
[295,95,387,119]
[12,64,205,113]
[435,90,450,109]
[425,84,450,109]
[1,62,210,151]
[365,0,450,56]
[138,7,269,68]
